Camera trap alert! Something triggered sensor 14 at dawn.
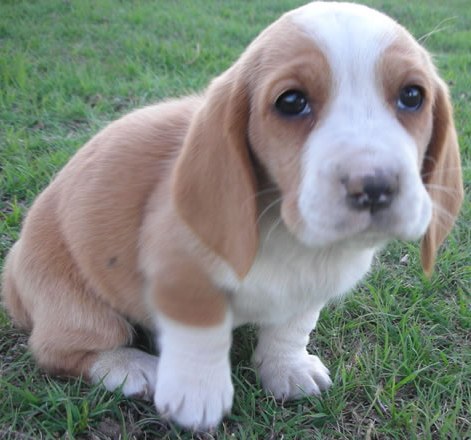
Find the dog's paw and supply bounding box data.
[154,357,233,431]
[255,352,332,400]
[89,348,158,400]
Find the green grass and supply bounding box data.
[1,0,470,438]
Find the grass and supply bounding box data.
[0,0,470,438]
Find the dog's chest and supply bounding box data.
[225,224,375,327]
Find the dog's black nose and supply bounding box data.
[344,171,398,213]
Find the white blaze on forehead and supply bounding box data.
[289,2,398,93]
[288,1,405,136]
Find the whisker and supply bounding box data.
[432,201,457,219]
[421,165,470,180]
[422,155,438,168]
[424,183,463,196]
[429,201,468,232]
[256,197,283,226]
[240,186,280,215]
[253,187,280,199]
[418,17,456,44]
[262,217,284,249]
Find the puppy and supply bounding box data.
[1,1,463,431]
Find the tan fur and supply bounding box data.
[0,10,462,384]
[379,32,464,274]
[247,22,332,232]
[2,242,32,331]
[172,67,258,279]
[153,258,228,327]
[379,38,434,154]
[420,79,464,274]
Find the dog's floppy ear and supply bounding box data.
[420,78,464,275]
[172,66,258,278]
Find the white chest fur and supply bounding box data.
[220,215,377,328]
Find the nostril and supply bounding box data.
[344,172,398,213]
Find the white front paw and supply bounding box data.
[154,357,233,430]
[154,313,234,430]
[255,352,332,400]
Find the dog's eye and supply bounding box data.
[275,90,311,116]
[397,86,424,111]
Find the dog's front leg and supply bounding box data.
[253,308,332,400]
[155,312,233,430]
[149,258,234,431]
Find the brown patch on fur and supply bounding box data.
[153,258,227,327]
[139,175,230,327]
[172,70,258,279]
[420,79,464,274]
[379,34,434,159]
[379,32,463,273]
[1,242,32,331]
[248,18,332,231]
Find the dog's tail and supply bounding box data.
[1,240,33,331]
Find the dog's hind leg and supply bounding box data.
[4,220,158,399]
[26,275,158,399]
[23,256,158,398]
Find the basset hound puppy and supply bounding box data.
[1,1,463,431]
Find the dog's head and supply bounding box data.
[173,2,463,278]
